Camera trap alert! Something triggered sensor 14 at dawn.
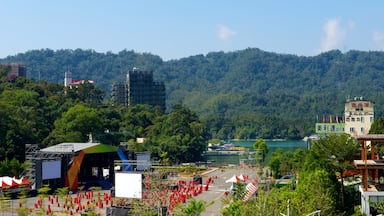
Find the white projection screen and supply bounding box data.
[115,173,142,199]
[42,160,61,180]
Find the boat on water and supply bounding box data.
[302,134,319,142]
[223,143,235,148]
[206,142,247,156]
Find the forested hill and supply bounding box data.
[2,48,384,138]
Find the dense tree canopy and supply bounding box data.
[0,73,208,164]
[3,48,384,139]
[44,104,103,145]
[144,104,208,163]
[370,117,384,134]
[223,134,363,215]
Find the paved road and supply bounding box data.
[196,167,258,216]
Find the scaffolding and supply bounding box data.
[23,144,74,190]
[111,69,166,111]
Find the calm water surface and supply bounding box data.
[204,140,308,166]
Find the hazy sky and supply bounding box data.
[1,1,384,60]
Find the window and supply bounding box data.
[361,127,364,133]
[346,118,350,122]
[350,127,355,133]
[331,125,335,131]
[351,118,355,122]
[357,117,360,121]
[370,117,374,123]
[317,125,322,131]
[357,103,363,111]
[361,117,364,123]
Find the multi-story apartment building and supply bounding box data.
[111,83,126,106]
[344,97,374,136]
[0,63,26,78]
[315,97,374,137]
[111,68,166,111]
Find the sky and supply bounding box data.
[1,1,384,60]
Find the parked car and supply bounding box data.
[276,174,295,185]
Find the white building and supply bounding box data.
[344,97,374,137]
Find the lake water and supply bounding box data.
[204,140,308,166]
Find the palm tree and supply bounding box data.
[174,199,212,216]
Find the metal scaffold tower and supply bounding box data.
[23,144,74,190]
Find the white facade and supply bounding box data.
[64,71,72,87]
[344,97,374,137]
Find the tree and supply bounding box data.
[0,158,27,177]
[173,199,210,216]
[241,188,290,216]
[120,104,161,139]
[253,138,268,177]
[292,169,339,215]
[370,117,384,134]
[268,148,283,179]
[283,134,360,215]
[146,104,208,163]
[253,138,268,161]
[370,199,384,215]
[290,148,307,174]
[0,89,44,160]
[221,200,242,216]
[309,134,360,210]
[44,104,103,145]
[65,82,105,107]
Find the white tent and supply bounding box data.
[0,176,30,188]
[238,174,248,181]
[0,176,17,187]
[225,175,237,183]
[225,175,243,183]
[225,174,249,183]
[12,177,31,186]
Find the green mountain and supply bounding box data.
[2,48,384,139]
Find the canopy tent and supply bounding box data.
[225,175,237,183]
[0,176,30,188]
[0,179,10,187]
[225,175,242,183]
[225,174,249,183]
[238,174,248,181]
[12,177,31,186]
[1,176,18,187]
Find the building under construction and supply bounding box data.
[111,68,166,111]
[0,63,27,78]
